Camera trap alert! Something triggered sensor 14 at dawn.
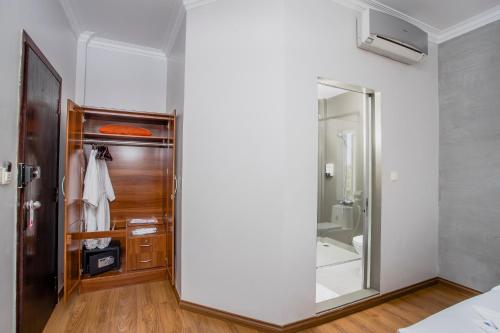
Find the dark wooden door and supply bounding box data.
[17,32,61,333]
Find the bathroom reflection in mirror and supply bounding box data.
[337,130,355,205]
[315,80,377,311]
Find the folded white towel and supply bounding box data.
[131,227,158,236]
[129,217,158,225]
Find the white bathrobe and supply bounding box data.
[83,149,115,249]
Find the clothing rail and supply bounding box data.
[83,139,173,148]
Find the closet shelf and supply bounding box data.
[71,229,127,240]
[79,267,167,293]
[81,266,126,281]
[84,132,173,143]
[83,107,175,123]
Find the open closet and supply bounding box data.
[63,100,176,301]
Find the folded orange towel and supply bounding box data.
[99,124,153,137]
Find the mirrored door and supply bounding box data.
[315,79,380,312]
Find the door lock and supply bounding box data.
[24,200,42,229]
[18,164,41,188]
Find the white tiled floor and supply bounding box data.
[316,282,339,303]
[317,238,360,267]
[316,238,363,303]
[317,260,362,296]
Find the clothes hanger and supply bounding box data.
[95,145,102,159]
[95,145,113,161]
[102,146,113,161]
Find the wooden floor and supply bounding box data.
[44,281,475,333]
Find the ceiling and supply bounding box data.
[376,0,500,30]
[62,0,184,51]
[59,0,500,51]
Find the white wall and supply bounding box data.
[182,0,439,325]
[83,41,167,112]
[0,1,21,330]
[281,0,439,323]
[166,16,186,295]
[182,0,288,324]
[0,0,77,329]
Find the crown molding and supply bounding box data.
[88,37,167,60]
[163,2,186,56]
[62,0,499,51]
[436,4,500,44]
[183,0,217,11]
[75,31,95,104]
[58,0,81,38]
[330,0,500,44]
[78,31,95,44]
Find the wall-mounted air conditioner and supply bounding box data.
[357,9,428,65]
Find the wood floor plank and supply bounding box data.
[44,281,476,333]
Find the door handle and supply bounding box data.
[171,175,178,200]
[61,176,65,199]
[25,200,42,229]
[24,200,42,210]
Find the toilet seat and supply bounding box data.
[352,235,363,255]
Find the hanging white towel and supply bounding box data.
[83,149,115,249]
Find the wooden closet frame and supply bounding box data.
[63,100,176,301]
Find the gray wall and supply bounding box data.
[439,21,500,292]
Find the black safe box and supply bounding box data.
[82,240,121,276]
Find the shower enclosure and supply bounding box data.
[316,79,380,312]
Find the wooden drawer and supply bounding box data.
[127,234,166,271]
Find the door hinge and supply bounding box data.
[54,275,58,291]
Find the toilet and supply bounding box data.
[352,235,363,255]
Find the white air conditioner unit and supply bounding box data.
[357,9,428,65]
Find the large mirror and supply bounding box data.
[316,80,379,312]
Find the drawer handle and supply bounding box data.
[139,244,152,247]
[139,259,152,263]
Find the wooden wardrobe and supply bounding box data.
[63,100,176,301]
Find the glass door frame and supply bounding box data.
[316,77,381,312]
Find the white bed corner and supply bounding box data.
[398,286,500,333]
